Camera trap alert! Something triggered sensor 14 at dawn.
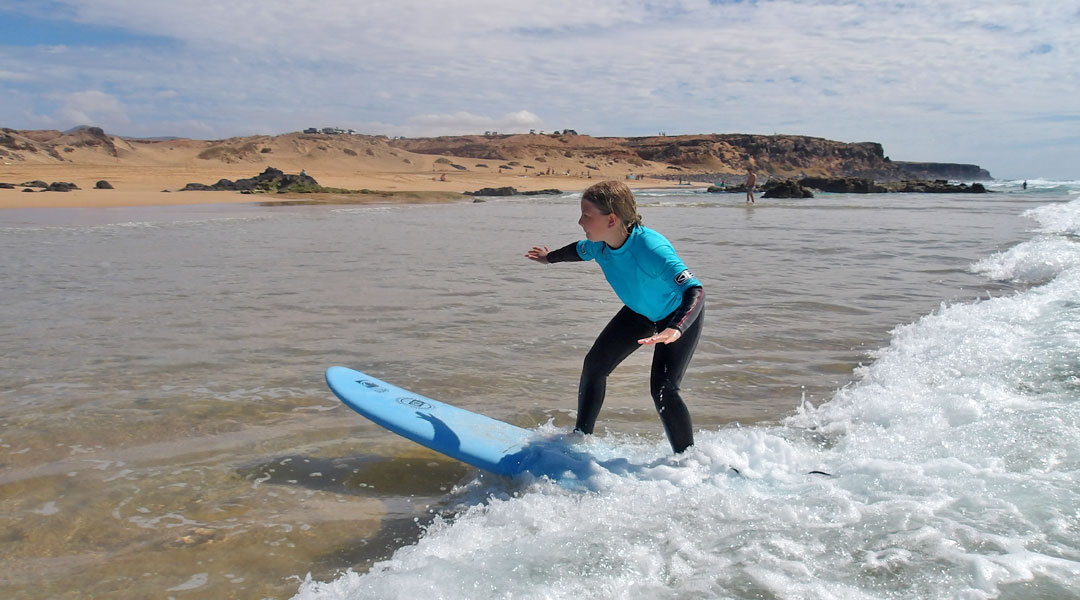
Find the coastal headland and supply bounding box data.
[0,126,991,209]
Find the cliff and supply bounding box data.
[893,161,991,181]
[386,133,908,179]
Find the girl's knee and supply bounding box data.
[650,380,681,408]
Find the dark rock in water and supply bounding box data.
[762,179,813,198]
[19,180,48,188]
[706,184,739,193]
[95,180,113,189]
[46,181,79,192]
[879,180,989,193]
[521,188,562,196]
[0,182,15,189]
[465,186,518,196]
[798,176,990,194]
[22,188,35,192]
[472,198,487,203]
[800,177,885,193]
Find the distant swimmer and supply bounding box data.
[745,168,757,203]
[1022,180,1028,190]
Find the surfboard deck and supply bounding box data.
[326,366,550,476]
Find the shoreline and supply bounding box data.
[0,164,701,210]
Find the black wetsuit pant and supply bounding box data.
[575,305,703,453]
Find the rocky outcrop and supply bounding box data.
[800,177,886,193]
[627,135,900,179]
[46,182,80,192]
[761,179,814,198]
[8,180,80,191]
[880,180,988,193]
[68,126,120,157]
[800,177,987,194]
[180,166,318,192]
[708,176,990,195]
[894,161,991,181]
[1,126,123,162]
[464,186,518,196]
[95,180,114,189]
[463,187,562,197]
[389,133,935,180]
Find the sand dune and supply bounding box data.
[1,128,697,208]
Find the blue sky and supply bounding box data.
[1,0,1077,179]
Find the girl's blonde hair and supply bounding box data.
[582,181,643,232]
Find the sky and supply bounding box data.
[0,0,1077,180]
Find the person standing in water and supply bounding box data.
[525,181,704,453]
[745,168,757,203]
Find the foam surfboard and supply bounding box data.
[326,366,557,477]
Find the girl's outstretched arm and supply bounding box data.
[526,243,582,264]
[525,245,551,263]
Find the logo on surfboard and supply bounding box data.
[357,379,386,392]
[397,396,434,410]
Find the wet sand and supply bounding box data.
[0,164,697,209]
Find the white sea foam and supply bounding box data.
[1025,198,1080,236]
[970,198,1080,283]
[293,198,1080,599]
[971,237,1080,283]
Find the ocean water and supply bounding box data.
[1,180,1077,599]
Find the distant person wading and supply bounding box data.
[745,168,757,203]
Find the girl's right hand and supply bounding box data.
[525,246,551,263]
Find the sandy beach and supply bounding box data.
[0,131,703,209]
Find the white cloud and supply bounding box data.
[399,110,544,137]
[0,70,37,82]
[55,90,131,129]
[2,0,1077,177]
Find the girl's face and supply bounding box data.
[579,197,616,242]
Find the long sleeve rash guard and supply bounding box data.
[545,225,704,332]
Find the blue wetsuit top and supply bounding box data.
[547,224,703,327]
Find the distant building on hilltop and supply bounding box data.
[303,127,356,135]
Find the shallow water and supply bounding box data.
[1,181,1076,599]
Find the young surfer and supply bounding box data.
[525,181,704,453]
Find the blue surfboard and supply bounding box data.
[327,366,571,477]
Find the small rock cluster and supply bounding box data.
[0,179,115,192]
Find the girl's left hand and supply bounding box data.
[638,328,681,345]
